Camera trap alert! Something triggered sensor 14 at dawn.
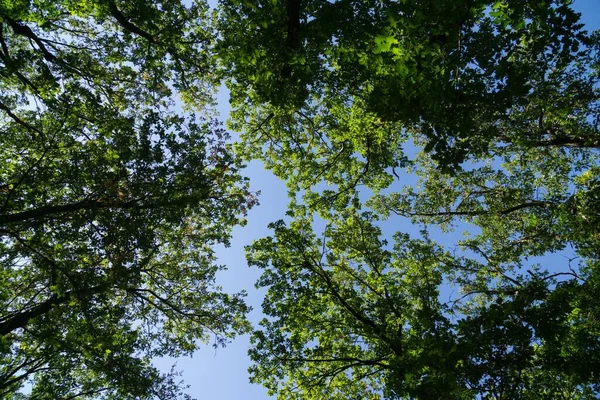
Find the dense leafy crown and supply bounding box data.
[1,0,599,399]
[0,0,256,398]
[217,0,600,398]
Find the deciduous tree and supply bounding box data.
[0,1,255,398]
[218,0,600,398]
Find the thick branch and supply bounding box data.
[286,0,301,50]
[0,296,57,335]
[0,198,152,225]
[0,281,114,336]
[3,18,57,62]
[107,1,156,43]
[530,136,600,149]
[0,101,45,137]
[392,200,552,218]
[281,356,387,367]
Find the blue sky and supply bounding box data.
[156,1,600,398]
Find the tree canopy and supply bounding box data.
[1,0,599,399]
[219,0,599,168]
[216,0,600,398]
[0,1,255,398]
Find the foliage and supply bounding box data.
[219,0,599,171]
[1,0,599,398]
[0,1,256,398]
[218,0,600,398]
[248,213,600,399]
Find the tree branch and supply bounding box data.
[107,1,156,43]
[0,197,158,225]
